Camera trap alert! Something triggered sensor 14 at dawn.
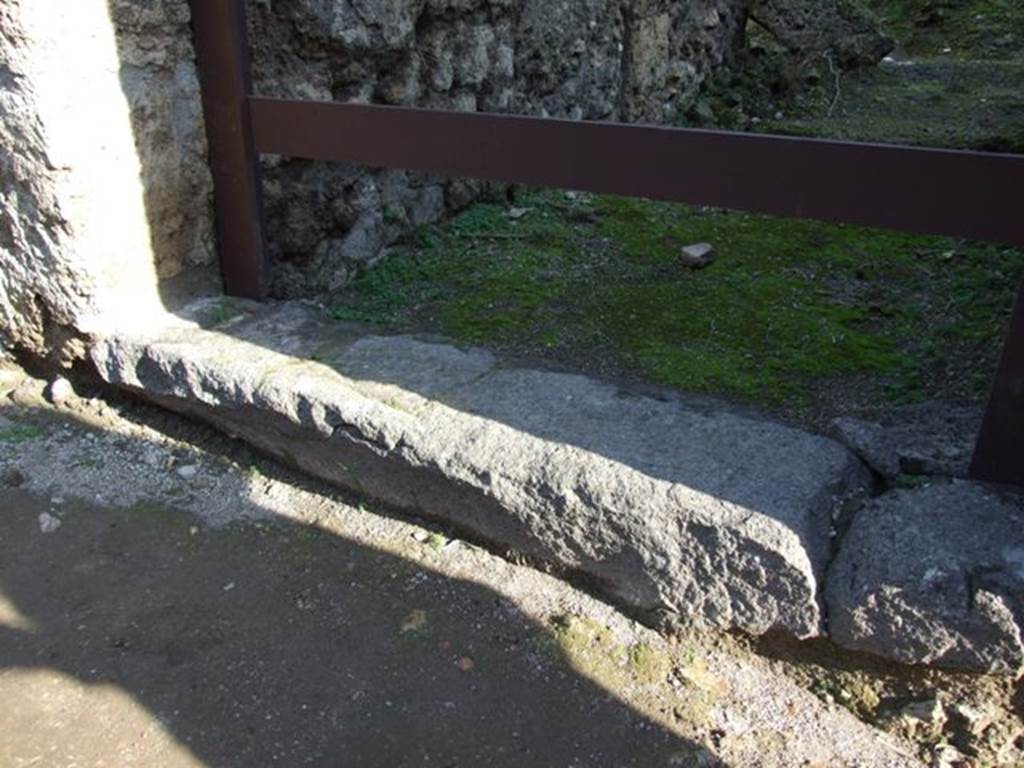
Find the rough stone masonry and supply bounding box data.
[0,0,214,364]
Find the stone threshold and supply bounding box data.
[89,298,1024,674]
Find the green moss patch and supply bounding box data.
[862,0,1024,58]
[0,424,43,444]
[331,189,1023,421]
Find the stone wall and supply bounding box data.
[749,0,894,67]
[107,0,217,280]
[249,0,751,296]
[0,1,86,362]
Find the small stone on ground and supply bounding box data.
[680,242,715,269]
[46,377,74,406]
[38,511,61,533]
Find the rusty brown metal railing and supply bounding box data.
[190,0,268,299]
[971,284,1024,485]
[189,0,1024,487]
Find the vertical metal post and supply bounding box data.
[189,0,269,299]
[971,281,1024,486]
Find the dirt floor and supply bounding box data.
[2,489,701,767]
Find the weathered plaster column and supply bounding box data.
[0,0,214,363]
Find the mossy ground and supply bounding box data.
[0,424,42,444]
[862,0,1024,59]
[332,190,1023,426]
[543,614,723,733]
[752,56,1024,152]
[690,0,1024,152]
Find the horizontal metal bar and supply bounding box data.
[250,98,1024,247]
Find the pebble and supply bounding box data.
[902,698,946,728]
[950,702,993,737]
[38,512,62,533]
[46,377,74,406]
[1,468,26,488]
[931,744,965,768]
[411,530,431,543]
[177,464,199,480]
[11,378,46,406]
[680,243,715,269]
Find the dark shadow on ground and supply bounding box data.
[0,486,715,767]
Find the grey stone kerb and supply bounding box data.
[91,300,872,639]
[827,482,1024,674]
